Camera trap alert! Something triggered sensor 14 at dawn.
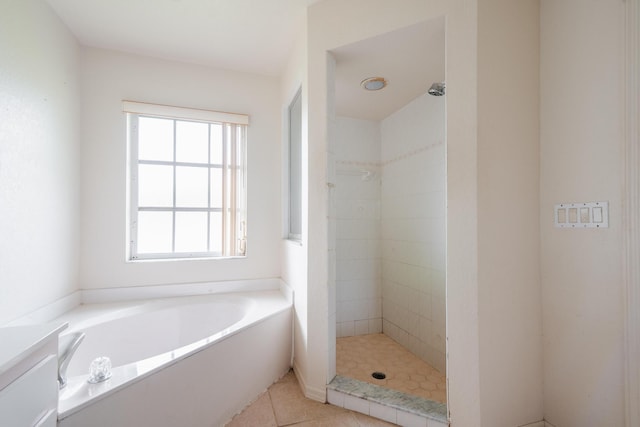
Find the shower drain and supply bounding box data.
[371,371,386,380]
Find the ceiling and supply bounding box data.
[44,0,318,76]
[333,18,445,121]
[44,0,444,121]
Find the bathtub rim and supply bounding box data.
[56,293,256,344]
[56,288,292,420]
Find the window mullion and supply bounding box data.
[139,207,221,212]
[139,159,210,168]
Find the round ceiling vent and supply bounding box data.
[360,77,387,91]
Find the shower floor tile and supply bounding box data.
[336,334,446,404]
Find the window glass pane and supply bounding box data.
[175,166,208,208]
[289,90,302,237]
[137,211,173,253]
[209,212,222,254]
[176,121,208,164]
[138,117,173,161]
[138,164,173,207]
[210,123,223,164]
[210,167,222,208]
[225,124,232,164]
[175,212,207,252]
[236,127,244,166]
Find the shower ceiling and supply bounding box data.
[333,18,445,121]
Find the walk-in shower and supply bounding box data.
[330,17,447,413]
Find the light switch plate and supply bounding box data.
[555,201,609,228]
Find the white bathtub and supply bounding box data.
[54,289,292,427]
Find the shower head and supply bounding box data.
[428,82,446,96]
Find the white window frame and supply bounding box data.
[124,101,248,261]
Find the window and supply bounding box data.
[288,89,302,240]
[124,101,248,260]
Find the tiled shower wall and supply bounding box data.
[334,93,445,373]
[335,117,383,337]
[380,93,446,373]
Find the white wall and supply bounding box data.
[540,1,625,426]
[307,1,545,425]
[0,0,80,325]
[381,93,446,373]
[334,117,382,338]
[79,48,282,289]
[476,1,543,425]
[279,19,314,396]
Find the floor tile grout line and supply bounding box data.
[228,372,400,427]
[266,389,280,427]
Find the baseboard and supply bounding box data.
[293,360,326,403]
[518,421,556,427]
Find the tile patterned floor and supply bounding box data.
[336,334,446,404]
[226,370,396,427]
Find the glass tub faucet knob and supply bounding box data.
[88,356,112,383]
